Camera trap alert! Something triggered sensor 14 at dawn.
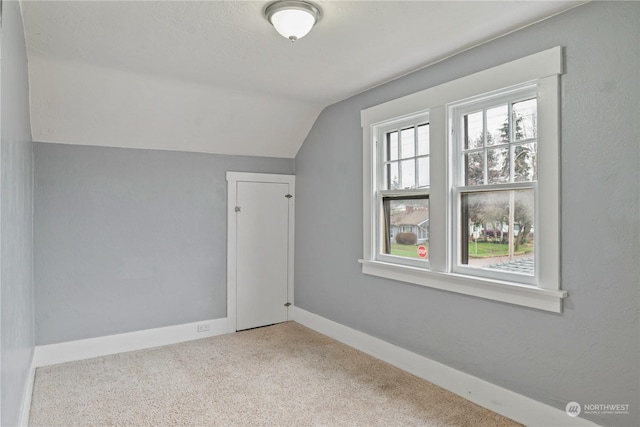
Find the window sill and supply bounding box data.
[359,259,567,313]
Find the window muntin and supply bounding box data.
[459,94,537,186]
[383,123,430,190]
[453,86,538,284]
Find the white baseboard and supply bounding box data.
[19,347,37,427]
[291,306,599,427]
[34,317,228,367]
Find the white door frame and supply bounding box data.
[226,171,295,333]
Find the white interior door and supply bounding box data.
[228,173,294,332]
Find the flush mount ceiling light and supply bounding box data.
[264,0,322,42]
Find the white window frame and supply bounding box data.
[375,113,431,269]
[360,47,566,313]
[451,84,538,286]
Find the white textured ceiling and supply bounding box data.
[22,0,583,158]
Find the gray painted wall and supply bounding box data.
[294,2,639,426]
[1,1,36,426]
[35,143,293,344]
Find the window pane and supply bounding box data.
[418,157,429,188]
[401,127,415,158]
[465,151,484,186]
[460,189,534,276]
[513,98,537,141]
[385,197,429,260]
[383,163,388,189]
[417,124,429,155]
[387,131,398,161]
[487,147,509,184]
[386,162,399,190]
[401,159,415,189]
[486,104,509,145]
[464,111,483,150]
[513,143,537,182]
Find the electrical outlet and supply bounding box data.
[197,324,210,333]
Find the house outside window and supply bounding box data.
[360,47,566,312]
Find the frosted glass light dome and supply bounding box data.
[265,1,322,42]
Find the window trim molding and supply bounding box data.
[360,47,563,127]
[360,47,566,313]
[359,259,566,313]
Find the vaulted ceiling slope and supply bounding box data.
[22,1,583,158]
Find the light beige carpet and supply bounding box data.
[30,322,521,426]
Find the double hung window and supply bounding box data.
[377,115,430,267]
[360,47,566,312]
[452,86,538,285]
